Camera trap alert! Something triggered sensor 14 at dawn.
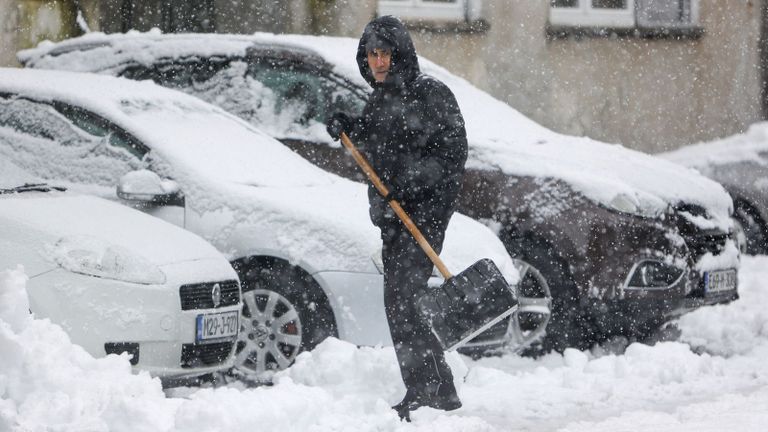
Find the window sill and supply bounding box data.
[546,24,704,40]
[394,17,491,33]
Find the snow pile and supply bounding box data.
[0,266,178,432]
[679,256,768,356]
[4,258,768,431]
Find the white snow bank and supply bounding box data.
[4,258,768,431]
[0,266,178,432]
[679,256,768,356]
[0,266,29,332]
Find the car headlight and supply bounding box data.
[609,193,639,214]
[625,260,684,289]
[607,193,662,218]
[48,236,166,285]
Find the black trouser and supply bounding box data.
[380,213,456,398]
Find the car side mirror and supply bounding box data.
[117,170,184,206]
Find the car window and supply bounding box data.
[122,57,232,90]
[52,102,148,159]
[0,95,146,187]
[0,97,85,144]
[247,59,366,124]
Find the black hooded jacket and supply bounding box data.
[351,16,468,229]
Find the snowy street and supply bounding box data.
[1,257,766,432]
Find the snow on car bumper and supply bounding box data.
[27,258,240,379]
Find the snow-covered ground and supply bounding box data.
[2,257,767,432]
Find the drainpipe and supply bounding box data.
[760,0,768,119]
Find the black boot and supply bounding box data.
[424,381,462,411]
[392,382,462,421]
[392,388,421,422]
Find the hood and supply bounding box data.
[0,194,224,267]
[414,61,734,224]
[356,16,420,88]
[661,122,768,169]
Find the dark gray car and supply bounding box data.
[20,32,741,353]
[662,123,768,256]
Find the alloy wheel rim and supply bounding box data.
[235,289,303,377]
[509,260,553,351]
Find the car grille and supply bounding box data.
[673,204,729,259]
[684,231,728,257]
[179,280,240,311]
[181,341,234,368]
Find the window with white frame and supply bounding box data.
[549,0,699,29]
[377,0,483,23]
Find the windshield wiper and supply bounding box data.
[0,183,67,194]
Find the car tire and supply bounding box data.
[512,234,596,354]
[733,200,768,255]
[233,260,337,379]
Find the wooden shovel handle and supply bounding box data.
[340,132,453,279]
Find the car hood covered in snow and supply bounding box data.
[0,68,518,280]
[1,193,226,266]
[661,121,768,169]
[19,31,733,226]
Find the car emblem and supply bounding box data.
[211,283,221,307]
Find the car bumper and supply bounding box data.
[589,267,739,338]
[27,258,240,379]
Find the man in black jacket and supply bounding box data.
[326,16,468,421]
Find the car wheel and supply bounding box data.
[733,201,768,255]
[507,259,552,351]
[234,262,337,379]
[513,235,596,354]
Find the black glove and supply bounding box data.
[326,112,353,141]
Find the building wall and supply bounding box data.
[1,0,762,153]
[0,0,98,67]
[0,0,20,67]
[362,0,763,153]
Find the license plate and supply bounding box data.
[704,269,737,294]
[196,311,239,343]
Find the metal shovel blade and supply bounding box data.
[416,258,519,351]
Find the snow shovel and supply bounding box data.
[339,132,519,351]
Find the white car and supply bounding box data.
[0,68,537,378]
[0,157,241,382]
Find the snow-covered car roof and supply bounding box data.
[20,30,733,222]
[0,157,225,268]
[0,68,518,279]
[661,122,768,168]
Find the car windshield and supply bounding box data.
[117,98,335,188]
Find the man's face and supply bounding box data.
[367,48,392,83]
